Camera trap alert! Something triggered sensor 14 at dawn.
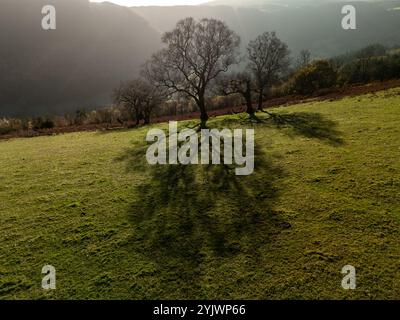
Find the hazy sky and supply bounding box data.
[90,0,210,6]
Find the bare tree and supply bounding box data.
[113,80,144,125]
[113,79,163,126]
[217,72,256,118]
[142,86,165,125]
[247,32,290,111]
[143,17,241,128]
[296,49,312,69]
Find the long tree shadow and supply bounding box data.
[218,111,344,146]
[265,112,345,146]
[116,111,344,297]
[118,139,288,296]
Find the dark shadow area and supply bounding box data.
[117,140,288,295]
[213,111,344,146]
[115,111,344,296]
[264,112,345,146]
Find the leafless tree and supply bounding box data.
[247,31,290,111]
[143,17,241,128]
[296,49,312,69]
[142,86,165,125]
[217,72,256,118]
[113,79,164,125]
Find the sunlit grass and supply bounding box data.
[0,88,399,299]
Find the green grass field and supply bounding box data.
[0,88,399,300]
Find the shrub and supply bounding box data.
[0,127,15,135]
[41,119,55,129]
[32,117,54,130]
[74,109,87,125]
[339,54,400,85]
[290,60,338,95]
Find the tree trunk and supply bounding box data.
[135,109,141,126]
[244,82,255,117]
[257,87,264,111]
[144,112,150,125]
[198,95,209,129]
[246,100,255,117]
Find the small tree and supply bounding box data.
[113,79,162,126]
[217,72,256,118]
[247,32,290,111]
[143,17,241,128]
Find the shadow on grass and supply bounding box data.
[218,111,344,146]
[266,112,345,146]
[116,111,344,296]
[117,141,288,295]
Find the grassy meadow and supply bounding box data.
[0,88,399,299]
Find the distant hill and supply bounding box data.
[132,1,400,58]
[207,0,397,10]
[0,0,161,117]
[207,0,340,9]
[1,0,400,117]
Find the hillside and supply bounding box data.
[132,1,400,58]
[0,87,399,299]
[0,0,161,117]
